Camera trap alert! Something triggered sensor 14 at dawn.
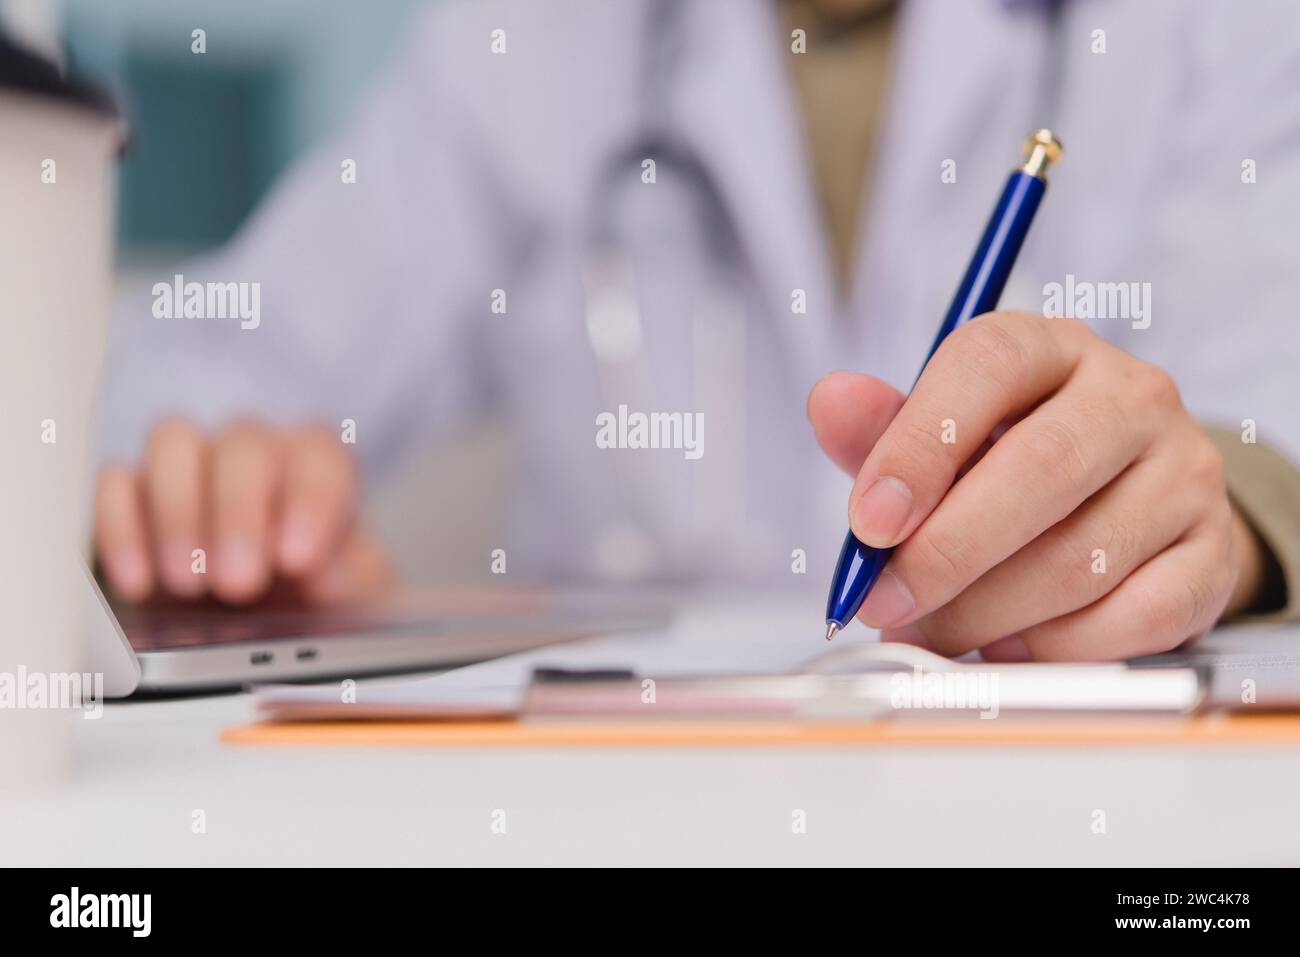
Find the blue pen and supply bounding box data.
[824,129,1063,640]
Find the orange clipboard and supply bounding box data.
[222,712,1300,749]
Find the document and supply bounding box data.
[244,604,1300,723]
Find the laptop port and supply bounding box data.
[295,648,318,662]
[249,651,273,666]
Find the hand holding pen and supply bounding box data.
[814,131,1275,661]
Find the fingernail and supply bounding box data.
[853,476,913,546]
[857,570,916,627]
[981,635,1031,662]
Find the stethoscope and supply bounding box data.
[579,0,1066,581]
[580,0,759,581]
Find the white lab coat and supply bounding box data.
[97,0,1300,586]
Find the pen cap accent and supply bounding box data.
[1020,129,1063,180]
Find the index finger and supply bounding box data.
[849,313,1083,547]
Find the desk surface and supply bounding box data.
[3,600,1299,866]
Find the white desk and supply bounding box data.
[4,601,1299,866]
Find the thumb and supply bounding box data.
[807,371,906,477]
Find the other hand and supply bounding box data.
[94,419,390,606]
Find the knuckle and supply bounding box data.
[1071,389,1126,443]
[1133,364,1181,410]
[1132,571,1217,654]
[1131,585,1186,652]
[908,523,975,589]
[1179,571,1220,636]
[1039,523,1105,599]
[886,416,957,480]
[1022,415,1091,488]
[949,318,1029,393]
[1095,513,1143,581]
[1189,438,1226,490]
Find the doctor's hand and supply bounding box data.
[808,312,1271,662]
[94,419,391,606]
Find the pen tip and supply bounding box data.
[825,622,840,641]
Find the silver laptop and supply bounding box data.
[83,566,666,697]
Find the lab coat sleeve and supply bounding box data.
[95,5,510,482]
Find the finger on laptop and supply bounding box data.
[210,420,282,603]
[143,417,208,598]
[276,426,358,577]
[94,465,154,601]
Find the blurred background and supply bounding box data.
[61,0,426,260]
[3,0,507,584]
